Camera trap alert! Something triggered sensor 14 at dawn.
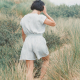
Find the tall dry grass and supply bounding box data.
[0,17,80,80]
[44,17,80,80]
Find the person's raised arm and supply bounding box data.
[22,28,26,42]
[43,6,56,27]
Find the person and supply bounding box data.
[19,0,56,80]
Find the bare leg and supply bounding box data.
[26,60,34,80]
[39,55,49,80]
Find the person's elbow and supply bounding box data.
[51,22,56,27]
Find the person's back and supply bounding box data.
[20,13,47,35]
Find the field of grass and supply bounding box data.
[0,0,80,80]
[1,17,80,80]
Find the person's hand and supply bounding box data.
[43,6,47,15]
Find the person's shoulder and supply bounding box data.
[38,14,47,24]
[24,13,30,17]
[21,13,31,20]
[39,14,45,16]
[39,14,47,18]
[20,14,30,25]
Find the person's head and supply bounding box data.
[31,0,45,12]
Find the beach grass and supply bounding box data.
[0,0,80,80]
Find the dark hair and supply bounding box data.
[31,0,45,11]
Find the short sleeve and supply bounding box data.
[20,20,22,26]
[39,14,47,24]
[20,18,23,26]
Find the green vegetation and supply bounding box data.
[0,0,80,80]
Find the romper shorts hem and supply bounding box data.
[19,52,49,60]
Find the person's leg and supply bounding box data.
[26,60,34,80]
[39,54,49,80]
